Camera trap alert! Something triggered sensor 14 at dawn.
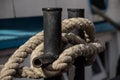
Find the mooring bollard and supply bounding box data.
[67,8,84,18]
[67,8,85,80]
[32,8,62,80]
[32,8,62,68]
[43,8,62,80]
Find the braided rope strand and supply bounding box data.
[12,42,104,79]
[0,32,44,80]
[0,18,104,80]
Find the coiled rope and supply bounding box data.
[0,18,104,80]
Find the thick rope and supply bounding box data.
[0,32,44,80]
[0,18,104,80]
[62,18,95,42]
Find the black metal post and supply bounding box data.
[67,8,85,80]
[32,8,62,80]
[67,8,84,18]
[43,8,62,80]
[32,8,62,68]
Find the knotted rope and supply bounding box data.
[0,18,104,80]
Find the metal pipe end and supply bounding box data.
[67,8,85,18]
[32,57,42,68]
[42,8,62,11]
[67,8,84,12]
[32,53,57,68]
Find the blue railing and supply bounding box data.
[0,16,115,50]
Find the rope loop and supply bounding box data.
[0,18,104,80]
